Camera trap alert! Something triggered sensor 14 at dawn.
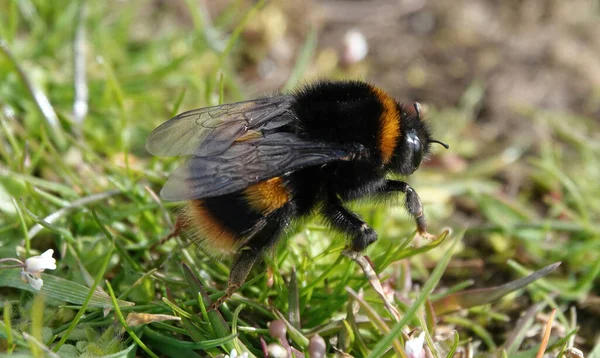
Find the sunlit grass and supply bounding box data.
[1,1,599,357]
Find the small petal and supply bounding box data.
[103,307,112,317]
[25,249,57,273]
[40,249,54,259]
[21,270,44,290]
[405,331,425,358]
[20,270,29,284]
[224,348,248,358]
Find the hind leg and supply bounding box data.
[209,249,259,311]
[209,215,287,311]
[151,215,185,250]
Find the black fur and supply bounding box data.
[201,193,263,236]
[292,80,384,152]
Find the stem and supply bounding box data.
[0,258,24,266]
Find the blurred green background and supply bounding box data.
[1,0,599,357]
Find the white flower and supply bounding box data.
[24,249,57,272]
[20,249,56,291]
[405,331,425,358]
[224,348,249,358]
[20,270,44,290]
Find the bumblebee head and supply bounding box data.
[389,102,448,175]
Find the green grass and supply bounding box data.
[1,1,600,357]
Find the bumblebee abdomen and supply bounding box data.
[184,199,243,254]
[183,177,293,254]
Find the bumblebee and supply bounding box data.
[147,80,448,309]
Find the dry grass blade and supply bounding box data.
[21,332,60,358]
[145,185,172,227]
[536,308,557,358]
[126,313,181,327]
[27,190,121,239]
[288,267,301,330]
[0,39,66,149]
[347,289,369,356]
[502,300,548,355]
[343,249,401,322]
[73,0,88,125]
[368,230,458,358]
[346,287,406,357]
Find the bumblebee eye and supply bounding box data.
[406,131,423,169]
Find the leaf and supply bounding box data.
[143,326,237,350]
[432,262,561,315]
[180,263,232,341]
[101,344,136,358]
[0,269,133,308]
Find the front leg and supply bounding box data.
[380,180,430,236]
[323,193,378,252]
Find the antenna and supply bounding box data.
[413,102,449,149]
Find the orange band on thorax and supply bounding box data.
[370,86,400,164]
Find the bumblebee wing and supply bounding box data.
[160,133,351,201]
[146,95,294,157]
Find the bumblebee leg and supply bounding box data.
[209,213,287,311]
[209,249,258,311]
[380,180,430,236]
[151,215,184,250]
[323,194,377,252]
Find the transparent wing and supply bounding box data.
[160,133,352,201]
[146,95,294,157]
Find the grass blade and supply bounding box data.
[0,269,133,308]
[432,262,561,315]
[368,231,462,358]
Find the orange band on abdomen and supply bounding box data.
[244,177,290,214]
[184,199,239,254]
